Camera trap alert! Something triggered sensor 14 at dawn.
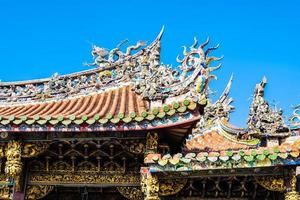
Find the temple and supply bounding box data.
[0,28,299,200]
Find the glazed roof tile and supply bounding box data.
[185,130,252,152]
[0,85,148,119]
[145,139,300,171]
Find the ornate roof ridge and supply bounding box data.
[0,27,223,107]
[0,68,100,86]
[0,28,164,104]
[0,82,133,107]
[0,27,165,86]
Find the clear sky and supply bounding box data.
[0,0,299,126]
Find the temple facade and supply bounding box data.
[0,28,299,200]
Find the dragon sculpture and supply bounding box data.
[0,28,223,104]
[85,40,146,68]
[133,36,224,101]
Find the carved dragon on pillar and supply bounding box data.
[5,141,22,191]
[1,140,49,194]
[141,173,160,200]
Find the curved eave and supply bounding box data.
[219,119,246,135]
[185,118,260,152]
[0,83,200,133]
[146,138,300,172]
[0,110,200,133]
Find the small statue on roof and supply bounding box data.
[247,77,289,137]
[85,40,146,69]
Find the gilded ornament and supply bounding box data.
[284,175,300,200]
[159,179,187,196]
[0,185,11,200]
[128,142,145,154]
[146,132,158,154]
[117,187,143,200]
[141,173,160,200]
[255,176,285,192]
[29,172,140,185]
[25,185,54,200]
[5,141,22,191]
[22,142,49,158]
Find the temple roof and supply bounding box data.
[0,28,226,133]
[0,28,296,141]
[0,85,147,119]
[144,77,297,172]
[184,120,258,152]
[0,87,199,132]
[145,137,300,172]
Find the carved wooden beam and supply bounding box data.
[117,187,143,200]
[25,185,54,200]
[22,142,49,158]
[28,171,140,186]
[255,176,286,192]
[159,179,187,196]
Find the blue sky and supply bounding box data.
[0,0,299,126]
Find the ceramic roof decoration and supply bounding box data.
[145,138,300,171]
[0,27,224,133]
[1,28,300,200]
[145,75,300,173]
[290,104,300,130]
[246,77,290,138]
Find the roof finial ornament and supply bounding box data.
[85,39,146,69]
[247,77,289,137]
[193,75,235,133]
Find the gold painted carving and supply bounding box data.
[117,187,143,200]
[5,141,22,191]
[284,175,300,200]
[25,185,54,200]
[141,173,160,200]
[29,172,140,185]
[22,142,49,158]
[0,185,11,200]
[0,145,4,158]
[146,132,158,154]
[117,178,187,200]
[255,176,285,192]
[129,142,145,154]
[159,179,187,196]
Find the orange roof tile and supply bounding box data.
[0,85,149,119]
[185,130,252,152]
